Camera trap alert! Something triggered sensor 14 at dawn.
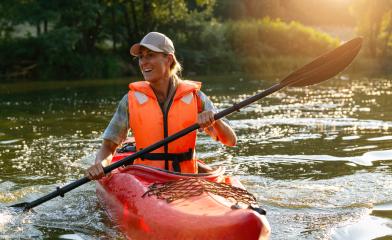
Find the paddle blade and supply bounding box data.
[9,202,29,211]
[281,37,363,87]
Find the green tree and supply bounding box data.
[0,0,23,38]
[350,0,392,57]
[19,0,58,36]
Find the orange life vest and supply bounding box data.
[128,80,202,173]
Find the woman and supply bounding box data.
[86,32,237,180]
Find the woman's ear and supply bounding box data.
[167,54,174,65]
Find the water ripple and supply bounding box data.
[232,118,392,130]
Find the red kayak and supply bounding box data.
[97,151,270,240]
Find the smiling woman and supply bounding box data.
[84,31,260,239]
[85,31,237,178]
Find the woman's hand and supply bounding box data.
[198,110,216,129]
[85,162,105,180]
[198,110,237,147]
[85,139,118,180]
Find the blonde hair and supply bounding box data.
[169,54,183,84]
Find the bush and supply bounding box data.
[175,17,339,76]
[226,18,339,57]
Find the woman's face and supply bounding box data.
[138,48,172,84]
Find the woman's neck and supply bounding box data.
[150,76,172,103]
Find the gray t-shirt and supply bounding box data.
[102,91,226,145]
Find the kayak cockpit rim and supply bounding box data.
[120,164,226,177]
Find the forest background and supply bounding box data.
[0,0,391,81]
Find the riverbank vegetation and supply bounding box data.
[0,0,391,81]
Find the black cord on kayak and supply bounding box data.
[142,177,266,216]
[249,205,267,215]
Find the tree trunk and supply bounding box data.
[130,0,139,37]
[381,12,392,58]
[368,17,381,58]
[84,11,102,52]
[36,22,41,36]
[143,0,152,31]
[44,19,48,33]
[122,4,133,44]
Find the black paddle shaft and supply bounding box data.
[10,37,363,211]
[14,82,285,211]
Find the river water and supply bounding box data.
[0,76,391,239]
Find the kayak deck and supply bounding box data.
[97,164,270,239]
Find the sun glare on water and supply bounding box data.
[0,212,12,229]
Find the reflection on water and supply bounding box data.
[332,202,392,240]
[0,77,391,239]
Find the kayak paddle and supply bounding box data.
[10,37,362,211]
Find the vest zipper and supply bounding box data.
[153,88,176,171]
[162,94,175,170]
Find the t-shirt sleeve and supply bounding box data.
[102,94,129,145]
[197,91,231,141]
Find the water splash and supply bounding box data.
[331,214,392,240]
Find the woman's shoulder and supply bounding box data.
[196,90,215,111]
[197,90,209,99]
[177,79,201,91]
[120,93,128,104]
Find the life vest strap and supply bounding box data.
[140,149,193,161]
[140,149,193,172]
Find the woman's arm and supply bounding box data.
[197,91,237,146]
[85,139,118,180]
[85,94,129,180]
[198,110,237,146]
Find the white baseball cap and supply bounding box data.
[130,32,175,56]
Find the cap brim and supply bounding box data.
[130,43,164,56]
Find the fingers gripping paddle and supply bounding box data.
[10,37,363,211]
